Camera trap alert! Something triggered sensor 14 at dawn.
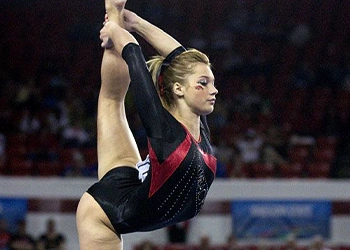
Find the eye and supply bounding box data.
[197,80,208,86]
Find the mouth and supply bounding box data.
[208,99,216,104]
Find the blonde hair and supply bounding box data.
[147,49,211,109]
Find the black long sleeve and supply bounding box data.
[122,43,169,139]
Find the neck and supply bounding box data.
[170,108,201,140]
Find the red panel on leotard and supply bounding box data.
[148,133,192,198]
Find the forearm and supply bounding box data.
[134,18,182,57]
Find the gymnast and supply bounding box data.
[76,0,218,249]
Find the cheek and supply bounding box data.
[195,86,204,90]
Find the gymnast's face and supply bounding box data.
[179,62,217,115]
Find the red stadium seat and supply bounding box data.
[9,159,34,176]
[306,162,331,178]
[163,244,192,250]
[83,148,98,166]
[288,146,310,164]
[6,145,28,160]
[59,148,75,167]
[278,162,304,178]
[313,148,336,163]
[0,160,7,175]
[35,161,62,176]
[7,133,27,148]
[316,136,338,150]
[252,163,275,178]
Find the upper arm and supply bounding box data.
[122,43,171,139]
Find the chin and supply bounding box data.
[201,108,214,115]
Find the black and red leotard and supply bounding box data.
[87,43,217,234]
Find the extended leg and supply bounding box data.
[97,0,141,179]
[97,47,141,179]
[77,1,141,249]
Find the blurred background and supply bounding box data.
[0,0,349,249]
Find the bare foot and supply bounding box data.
[105,0,126,25]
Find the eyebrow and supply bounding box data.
[198,75,215,82]
[198,74,214,79]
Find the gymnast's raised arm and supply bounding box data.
[123,9,184,57]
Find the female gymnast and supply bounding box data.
[76,0,218,249]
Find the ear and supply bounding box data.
[173,82,184,97]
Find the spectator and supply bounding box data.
[14,79,41,112]
[234,129,264,177]
[62,150,95,177]
[210,27,233,53]
[235,129,264,164]
[188,30,208,51]
[291,61,316,88]
[234,83,262,115]
[37,219,65,250]
[8,220,36,250]
[27,129,59,163]
[341,73,350,91]
[136,240,157,250]
[288,23,311,48]
[0,133,6,172]
[341,60,350,91]
[225,234,240,250]
[284,234,298,250]
[227,2,250,33]
[309,235,331,250]
[45,105,69,134]
[0,219,11,250]
[212,138,241,178]
[18,109,41,134]
[197,235,211,250]
[264,126,289,158]
[261,129,287,168]
[167,221,189,244]
[61,120,89,148]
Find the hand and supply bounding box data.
[100,23,114,49]
[123,9,140,32]
[100,20,139,55]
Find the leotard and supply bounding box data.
[87,43,217,234]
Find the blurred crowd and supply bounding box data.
[0,0,349,178]
[0,218,65,250]
[135,232,336,250]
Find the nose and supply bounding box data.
[210,84,218,95]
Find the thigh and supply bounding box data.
[76,192,122,250]
[97,50,141,179]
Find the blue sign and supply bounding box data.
[0,198,28,233]
[231,200,331,239]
